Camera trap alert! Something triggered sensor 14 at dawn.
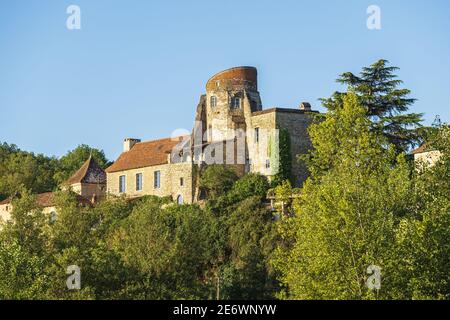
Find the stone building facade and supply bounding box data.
[412,144,443,169]
[106,66,318,203]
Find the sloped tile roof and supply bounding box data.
[65,156,106,185]
[0,198,11,205]
[412,143,432,155]
[105,136,188,173]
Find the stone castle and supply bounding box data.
[105,66,318,204]
[0,66,318,221]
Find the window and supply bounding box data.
[154,171,161,189]
[265,159,271,169]
[180,177,184,186]
[176,195,183,205]
[255,127,260,143]
[119,175,126,193]
[210,96,217,108]
[136,173,143,191]
[231,97,241,109]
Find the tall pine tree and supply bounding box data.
[321,59,423,152]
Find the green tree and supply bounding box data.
[219,196,279,299]
[0,144,58,200]
[387,125,449,299]
[110,197,215,299]
[274,94,411,299]
[199,165,238,199]
[0,240,48,299]
[45,191,130,299]
[0,189,51,299]
[203,173,278,299]
[321,59,423,152]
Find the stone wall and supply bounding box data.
[205,67,262,143]
[0,203,11,223]
[70,182,106,201]
[0,203,57,226]
[275,110,315,187]
[414,150,443,169]
[106,162,195,204]
[248,111,277,178]
[247,108,315,187]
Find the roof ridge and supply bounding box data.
[135,135,190,145]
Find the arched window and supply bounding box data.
[176,195,183,205]
[210,96,217,108]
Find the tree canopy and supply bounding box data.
[321,59,423,152]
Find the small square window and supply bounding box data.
[265,159,270,169]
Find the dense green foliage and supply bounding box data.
[0,143,58,201]
[271,128,292,186]
[273,93,449,299]
[0,143,110,201]
[321,60,423,152]
[0,171,278,300]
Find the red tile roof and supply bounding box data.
[0,198,11,205]
[35,192,56,207]
[412,143,429,155]
[105,136,189,173]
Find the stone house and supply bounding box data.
[412,143,443,169]
[0,156,106,224]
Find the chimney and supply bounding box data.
[299,102,311,111]
[123,138,141,152]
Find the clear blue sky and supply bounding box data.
[1,0,449,160]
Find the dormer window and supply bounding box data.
[210,96,217,108]
[231,97,241,109]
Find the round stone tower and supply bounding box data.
[205,66,262,142]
